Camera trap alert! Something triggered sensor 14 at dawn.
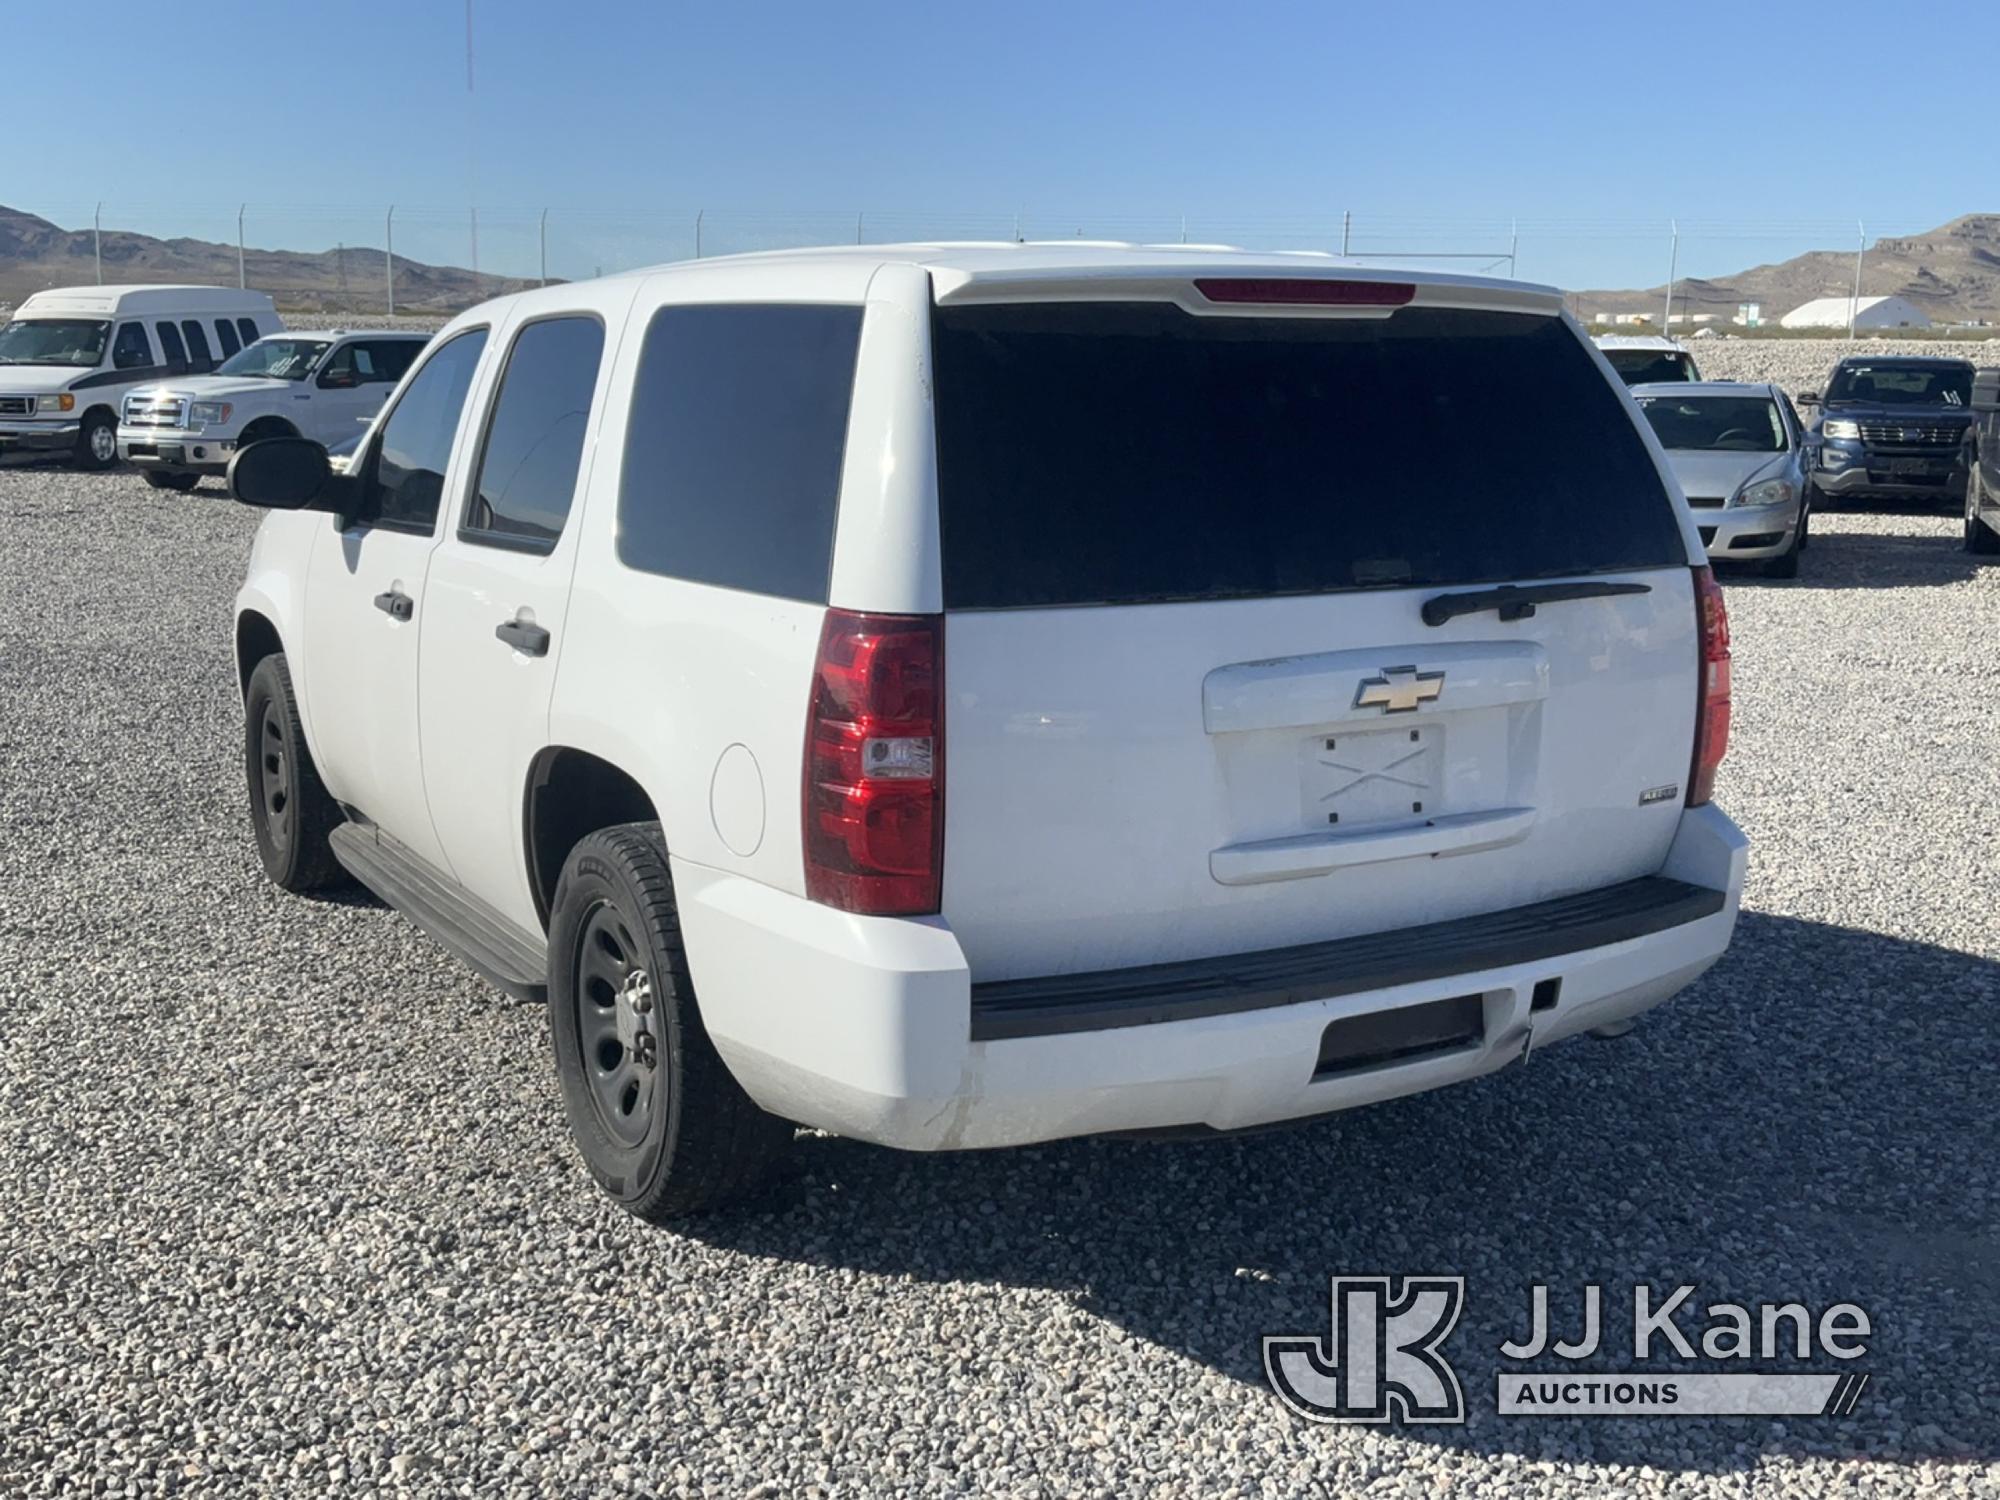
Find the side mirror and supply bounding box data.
[1796,391,1820,405]
[228,436,341,511]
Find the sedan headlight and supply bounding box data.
[1734,478,1797,509]
[188,401,233,428]
[1822,419,1861,440]
[36,393,75,414]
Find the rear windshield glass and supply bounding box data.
[932,303,1684,610]
[1637,394,1786,452]
[1601,348,1697,384]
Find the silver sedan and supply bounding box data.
[1631,381,1810,578]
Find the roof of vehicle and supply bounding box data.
[14,284,277,316]
[1593,335,1687,352]
[561,242,1564,309]
[1629,381,1780,398]
[252,328,428,341]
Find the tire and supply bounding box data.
[1966,470,2000,556]
[1796,485,1813,550]
[74,409,117,471]
[548,822,792,1219]
[1762,531,1801,578]
[142,470,200,493]
[243,654,346,892]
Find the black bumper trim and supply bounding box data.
[968,876,1726,1041]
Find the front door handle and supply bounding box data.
[495,618,551,657]
[372,589,413,622]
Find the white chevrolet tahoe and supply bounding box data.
[119,330,430,491]
[224,245,1746,1218]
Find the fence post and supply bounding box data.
[1509,217,1519,280]
[237,204,246,289]
[695,209,704,259]
[1662,221,1679,331]
[539,208,548,287]
[385,206,396,318]
[1849,221,1864,338]
[855,210,864,245]
[94,203,102,284]
[1341,208,1351,257]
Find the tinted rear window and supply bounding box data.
[1603,348,1696,384]
[617,303,863,602]
[932,303,1684,610]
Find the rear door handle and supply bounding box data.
[495,618,550,657]
[372,589,413,622]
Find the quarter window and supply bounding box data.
[464,316,605,550]
[364,328,490,533]
[617,303,863,601]
[111,322,153,370]
[236,317,260,348]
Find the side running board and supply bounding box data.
[329,823,549,1003]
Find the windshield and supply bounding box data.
[1825,363,1972,407]
[1637,395,1787,453]
[0,318,111,367]
[932,303,1685,609]
[1602,348,1697,385]
[217,338,333,380]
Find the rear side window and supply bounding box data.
[214,319,242,359]
[181,321,213,371]
[463,315,605,550]
[366,328,489,533]
[617,303,863,601]
[155,321,187,370]
[358,339,422,383]
[236,317,259,348]
[932,303,1684,610]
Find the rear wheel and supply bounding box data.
[243,654,346,892]
[142,470,200,493]
[1966,470,2000,555]
[74,409,117,471]
[548,822,792,1219]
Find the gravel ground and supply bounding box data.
[2,435,1998,1495]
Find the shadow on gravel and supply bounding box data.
[1718,522,1989,591]
[681,912,1999,1473]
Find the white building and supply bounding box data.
[1780,295,1931,331]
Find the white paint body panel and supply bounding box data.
[231,244,1746,1153]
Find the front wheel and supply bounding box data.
[548,823,792,1219]
[1762,508,1805,578]
[142,470,201,493]
[243,654,346,891]
[74,410,117,471]
[1966,470,2000,556]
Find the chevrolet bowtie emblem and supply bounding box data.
[1354,665,1445,714]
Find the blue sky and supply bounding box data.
[7,0,1992,291]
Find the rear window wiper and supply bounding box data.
[1420,580,1652,627]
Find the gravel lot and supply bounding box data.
[2,385,1998,1494]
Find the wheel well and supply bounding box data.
[234,611,283,698]
[81,403,117,427]
[240,416,298,441]
[525,748,660,928]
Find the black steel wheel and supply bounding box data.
[243,654,345,891]
[547,822,792,1219]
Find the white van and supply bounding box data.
[224,245,1745,1217]
[0,285,280,469]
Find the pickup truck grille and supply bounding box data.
[1858,422,1963,448]
[0,396,32,417]
[122,394,188,429]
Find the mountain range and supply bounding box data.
[1580,214,2000,324]
[0,203,533,314]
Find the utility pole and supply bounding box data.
[465,0,479,282]
[385,206,396,318]
[1849,220,1865,339]
[855,211,864,246]
[237,204,246,289]
[695,209,704,259]
[539,208,548,287]
[1510,216,1520,280]
[1662,220,1679,331]
[93,203,102,284]
[1341,208,1352,257]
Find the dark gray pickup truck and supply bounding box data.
[1966,366,2000,554]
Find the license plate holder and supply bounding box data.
[1883,457,1935,477]
[1300,723,1442,829]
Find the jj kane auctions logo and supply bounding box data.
[1266,1277,1872,1423]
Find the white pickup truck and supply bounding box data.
[220,245,1746,1218]
[118,330,429,490]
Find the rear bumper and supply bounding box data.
[0,423,80,453]
[676,804,1749,1151]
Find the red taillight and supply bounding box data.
[1688,566,1731,806]
[1193,277,1416,307]
[803,609,943,915]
